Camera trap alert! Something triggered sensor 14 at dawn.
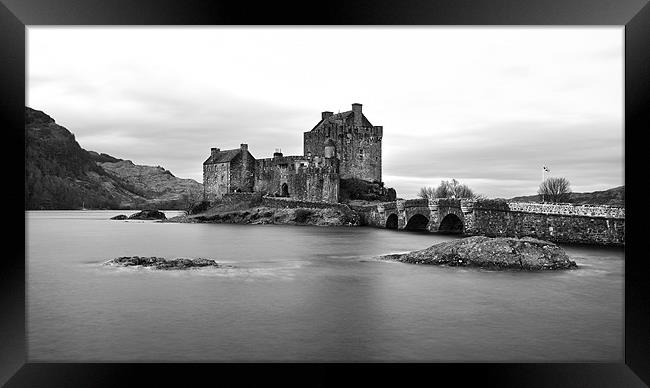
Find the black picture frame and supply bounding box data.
[2,0,648,386]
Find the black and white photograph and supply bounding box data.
[25,26,625,363]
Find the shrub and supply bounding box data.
[293,209,312,223]
[340,178,396,202]
[250,191,264,207]
[187,201,211,215]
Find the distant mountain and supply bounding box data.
[25,107,203,210]
[98,159,203,207]
[509,186,624,206]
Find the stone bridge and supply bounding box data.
[359,198,625,245]
[367,198,472,233]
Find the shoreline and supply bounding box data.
[160,206,624,249]
[35,204,623,248]
[164,205,360,227]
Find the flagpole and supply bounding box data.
[542,166,545,203]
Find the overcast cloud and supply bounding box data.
[27,27,623,198]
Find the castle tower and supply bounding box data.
[303,103,382,183]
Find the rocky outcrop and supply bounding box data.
[110,214,128,220]
[128,210,167,220]
[381,236,577,270]
[104,256,221,270]
[172,206,358,226]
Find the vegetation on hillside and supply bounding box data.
[510,185,624,206]
[25,108,121,209]
[339,178,396,202]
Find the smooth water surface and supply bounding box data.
[26,210,623,361]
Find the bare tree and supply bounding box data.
[436,179,476,199]
[418,186,436,199]
[419,179,480,199]
[538,177,572,203]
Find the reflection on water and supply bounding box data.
[26,210,623,361]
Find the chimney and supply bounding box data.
[211,147,220,157]
[322,111,333,120]
[352,103,362,126]
[240,144,249,175]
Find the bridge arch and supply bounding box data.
[405,214,430,231]
[438,213,464,234]
[385,213,398,229]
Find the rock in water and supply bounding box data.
[127,210,167,220]
[104,256,219,270]
[382,236,577,270]
[110,214,128,220]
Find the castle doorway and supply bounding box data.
[281,183,289,197]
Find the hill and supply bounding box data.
[98,159,203,208]
[25,107,203,210]
[509,186,624,206]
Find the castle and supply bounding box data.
[203,103,383,203]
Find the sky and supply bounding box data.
[27,27,624,199]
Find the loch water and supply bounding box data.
[26,210,623,361]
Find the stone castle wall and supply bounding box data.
[287,167,339,203]
[304,124,382,182]
[220,192,256,205]
[260,196,350,210]
[253,156,314,196]
[202,162,230,201]
[253,158,283,194]
[228,152,256,193]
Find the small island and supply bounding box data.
[380,236,578,270]
[104,256,221,270]
[111,210,167,220]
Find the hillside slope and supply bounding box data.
[98,159,203,208]
[509,186,624,206]
[25,107,202,210]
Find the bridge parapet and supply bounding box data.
[403,198,428,207]
[436,198,462,207]
[359,198,623,245]
[506,202,624,219]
